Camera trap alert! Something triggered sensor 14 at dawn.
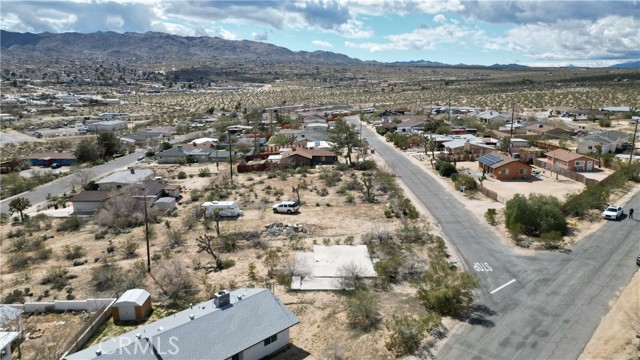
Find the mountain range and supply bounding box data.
[1,30,638,69]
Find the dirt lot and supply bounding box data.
[2,136,638,359]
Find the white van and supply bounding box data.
[201,201,243,217]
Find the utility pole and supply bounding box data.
[228,129,233,182]
[143,191,151,273]
[630,116,638,166]
[509,104,515,153]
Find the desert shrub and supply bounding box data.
[166,228,185,249]
[345,193,355,203]
[416,259,477,317]
[385,313,442,356]
[7,253,31,271]
[198,168,211,177]
[345,290,380,331]
[91,263,125,292]
[32,247,52,261]
[2,289,25,304]
[598,118,612,127]
[40,267,70,291]
[72,258,88,266]
[505,194,568,238]
[485,208,497,225]
[340,178,363,192]
[156,259,196,302]
[177,171,187,179]
[319,168,342,187]
[63,245,85,260]
[354,160,377,171]
[317,188,329,197]
[562,185,609,217]
[438,162,458,177]
[375,126,389,135]
[396,219,431,244]
[374,256,402,290]
[217,258,236,270]
[121,238,140,259]
[454,174,477,190]
[56,215,83,232]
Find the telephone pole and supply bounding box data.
[630,117,638,166]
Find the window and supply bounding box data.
[500,169,510,175]
[519,169,527,175]
[264,334,278,346]
[588,145,593,150]
[575,161,584,166]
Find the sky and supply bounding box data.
[1,0,639,67]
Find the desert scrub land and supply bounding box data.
[1,160,476,358]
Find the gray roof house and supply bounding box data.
[64,288,299,360]
[156,145,212,164]
[95,169,154,191]
[577,130,632,154]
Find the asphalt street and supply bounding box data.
[348,116,639,360]
[1,151,144,214]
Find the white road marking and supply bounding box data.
[490,279,517,294]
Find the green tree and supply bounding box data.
[416,259,477,317]
[328,121,360,165]
[74,139,101,163]
[593,144,603,168]
[96,131,122,158]
[9,197,31,221]
[505,194,568,238]
[263,249,281,277]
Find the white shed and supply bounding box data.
[112,289,152,323]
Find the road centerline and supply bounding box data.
[490,279,517,294]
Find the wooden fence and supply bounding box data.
[533,159,601,185]
[60,297,117,358]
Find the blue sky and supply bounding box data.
[1,1,639,67]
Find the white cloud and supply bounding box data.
[346,22,486,52]
[312,40,334,48]
[216,27,239,41]
[499,16,640,60]
[433,14,446,23]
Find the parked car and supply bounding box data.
[602,205,623,220]
[272,201,300,214]
[636,255,640,266]
[50,163,62,169]
[137,155,145,161]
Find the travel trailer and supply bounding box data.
[201,201,243,217]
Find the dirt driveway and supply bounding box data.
[456,161,587,203]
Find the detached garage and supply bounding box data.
[112,289,151,323]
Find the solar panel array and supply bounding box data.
[478,153,502,166]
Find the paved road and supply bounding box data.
[348,117,639,360]
[1,152,144,214]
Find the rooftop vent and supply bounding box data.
[189,314,195,320]
[136,333,141,339]
[96,350,102,356]
[213,290,231,308]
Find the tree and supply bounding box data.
[361,171,376,203]
[328,121,360,165]
[263,249,281,277]
[156,258,196,302]
[74,138,101,163]
[497,136,511,152]
[345,290,380,331]
[504,193,568,238]
[9,197,31,221]
[292,183,302,204]
[385,313,442,356]
[71,167,95,190]
[196,234,220,262]
[417,259,477,317]
[96,131,122,158]
[594,144,603,168]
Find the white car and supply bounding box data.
[602,205,623,220]
[272,201,300,214]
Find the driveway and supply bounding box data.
[347,116,639,360]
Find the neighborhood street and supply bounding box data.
[349,116,639,360]
[0,151,144,214]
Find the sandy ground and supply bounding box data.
[580,271,640,360]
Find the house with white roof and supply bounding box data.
[64,288,299,360]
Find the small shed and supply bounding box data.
[154,197,176,212]
[112,289,151,323]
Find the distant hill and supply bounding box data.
[609,61,640,69]
[489,63,529,68]
[389,59,449,66]
[0,30,362,65]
